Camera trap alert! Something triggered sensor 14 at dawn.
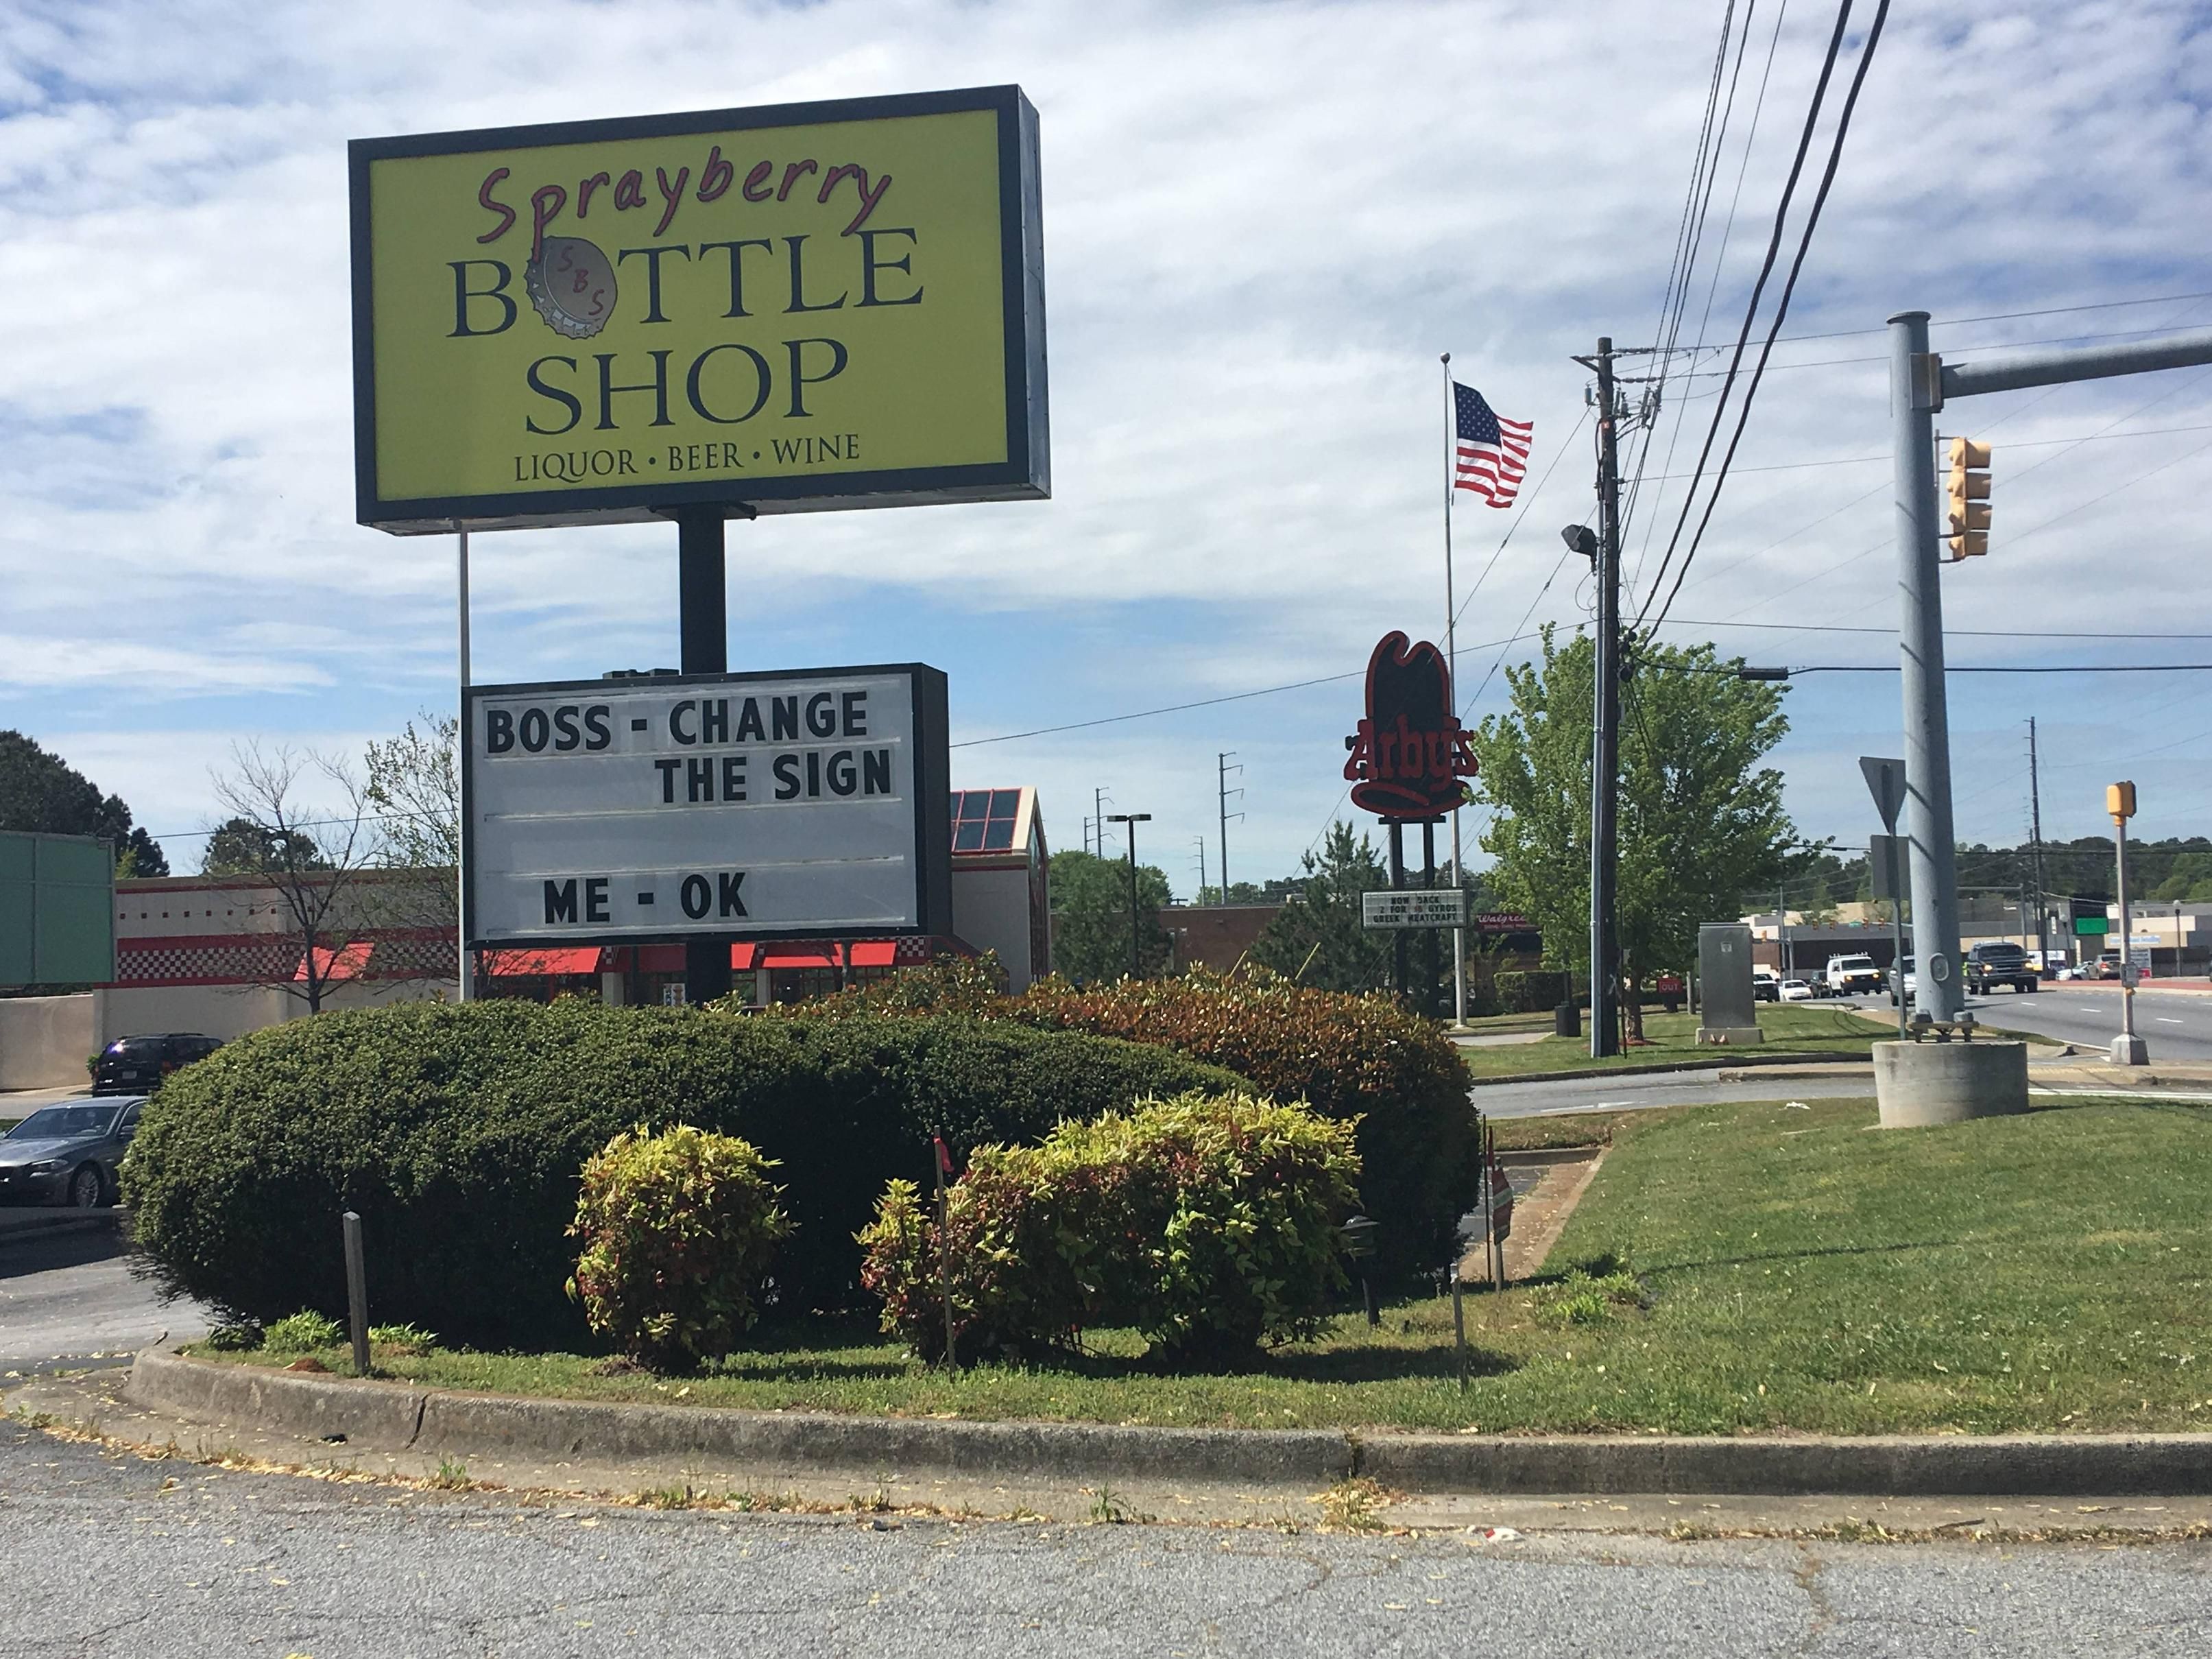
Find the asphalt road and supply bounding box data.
[7,1419,2212,1657]
[0,1226,207,1374]
[1472,1068,1876,1119]
[1958,983,2212,1061]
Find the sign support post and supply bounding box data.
[1422,819,1440,1019]
[455,528,472,1002]
[675,508,744,1007]
[1387,823,1407,1001]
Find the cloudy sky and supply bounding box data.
[3,0,2209,894]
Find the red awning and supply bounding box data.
[487,947,604,977]
[732,944,835,970]
[295,941,372,983]
[729,941,902,971]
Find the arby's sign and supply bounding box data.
[1341,631,1478,820]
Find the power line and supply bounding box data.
[1781,663,2212,675]
[1623,0,1757,545]
[1635,418,2212,479]
[952,625,1556,751]
[1643,0,1891,638]
[1627,0,1792,602]
[1637,323,2212,379]
[1668,617,2212,641]
[1759,289,2212,346]
[1633,0,1862,629]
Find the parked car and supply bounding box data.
[1779,978,1817,1001]
[1753,967,1782,1003]
[1823,954,1884,999]
[0,1096,146,1208]
[1890,956,1918,1005]
[91,1033,222,1095]
[1965,942,2039,994]
[2092,950,2124,979]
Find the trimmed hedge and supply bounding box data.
[785,966,1478,1280]
[123,1000,1243,1349]
[861,1091,1361,1366]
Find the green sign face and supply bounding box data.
[2073,916,2111,936]
[0,832,117,987]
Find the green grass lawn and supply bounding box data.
[203,1093,2212,1437]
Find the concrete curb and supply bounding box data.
[2032,1066,2212,1089]
[124,1349,2212,1497]
[1465,1051,1850,1090]
[0,1208,122,1250]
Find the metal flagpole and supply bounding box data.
[455,527,472,1003]
[1442,353,1467,1027]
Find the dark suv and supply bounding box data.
[91,1033,222,1095]
[1965,943,2039,995]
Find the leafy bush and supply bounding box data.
[368,1323,439,1354]
[861,1091,1361,1366]
[568,1125,792,1370]
[200,1321,264,1352]
[1493,970,1570,1014]
[263,1311,343,1354]
[125,1000,1242,1348]
[810,969,1475,1281]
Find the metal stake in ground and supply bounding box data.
[341,1210,369,1377]
[933,1136,957,1369]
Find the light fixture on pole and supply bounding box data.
[1105,813,1152,980]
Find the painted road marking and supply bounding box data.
[2157,1016,2184,1023]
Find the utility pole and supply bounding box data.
[1579,337,1625,1058]
[1217,752,1242,904]
[1192,837,1207,901]
[1094,787,1112,859]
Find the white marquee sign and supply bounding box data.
[464,665,951,946]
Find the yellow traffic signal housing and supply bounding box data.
[2108,780,2137,821]
[1945,437,1992,560]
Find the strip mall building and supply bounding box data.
[74,787,1048,1049]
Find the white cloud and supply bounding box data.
[2,0,2209,882]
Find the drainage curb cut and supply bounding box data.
[124,1350,2212,1496]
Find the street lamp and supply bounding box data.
[1105,812,1152,979]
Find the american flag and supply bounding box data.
[1452,382,1534,507]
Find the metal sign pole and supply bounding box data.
[455,529,471,1003]
[678,509,738,1008]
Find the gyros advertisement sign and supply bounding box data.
[463,666,952,946]
[350,86,1048,532]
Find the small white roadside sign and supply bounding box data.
[1360,889,1468,931]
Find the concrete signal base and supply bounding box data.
[1873,1040,2029,1128]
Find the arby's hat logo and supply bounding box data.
[1342,631,1477,820]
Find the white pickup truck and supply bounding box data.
[1824,954,1884,998]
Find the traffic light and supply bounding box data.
[1945,437,1991,560]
